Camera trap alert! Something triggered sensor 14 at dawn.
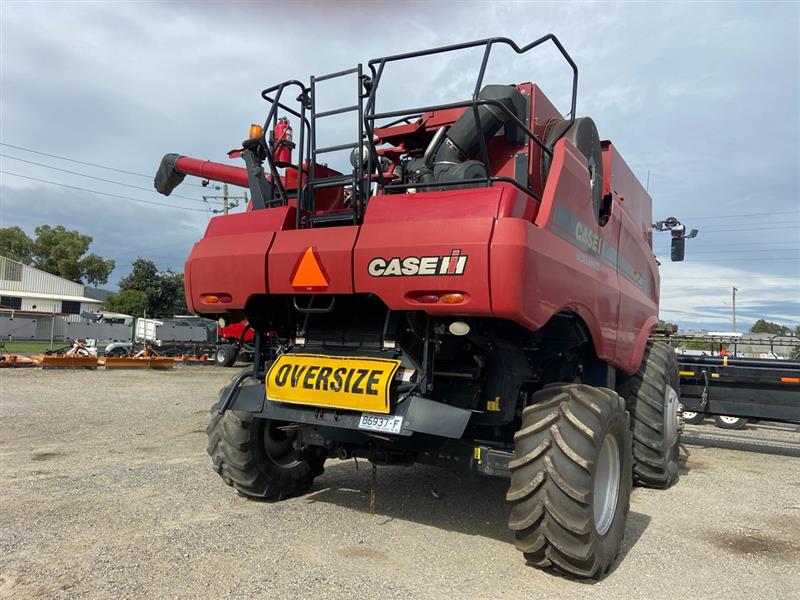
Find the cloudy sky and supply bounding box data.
[1,1,798,331]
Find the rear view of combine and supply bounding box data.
[155,36,683,578]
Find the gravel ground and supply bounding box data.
[1,368,799,599]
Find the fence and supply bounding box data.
[1,314,214,346]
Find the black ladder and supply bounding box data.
[305,64,367,227]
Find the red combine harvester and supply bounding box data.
[156,36,690,578]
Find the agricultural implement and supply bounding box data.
[102,345,175,369]
[35,341,98,369]
[156,35,691,578]
[0,343,38,368]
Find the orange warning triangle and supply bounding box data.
[291,247,329,289]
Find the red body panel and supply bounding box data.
[182,85,659,375]
[184,207,294,312]
[268,226,359,295]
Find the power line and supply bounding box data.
[0,153,222,205]
[0,142,206,187]
[682,257,799,262]
[682,209,800,221]
[685,225,800,233]
[1,171,207,213]
[655,248,800,255]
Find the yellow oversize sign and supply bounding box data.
[266,354,401,414]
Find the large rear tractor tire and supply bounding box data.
[507,383,632,579]
[618,341,681,489]
[207,408,326,500]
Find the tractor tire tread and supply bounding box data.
[618,341,680,489]
[507,383,632,580]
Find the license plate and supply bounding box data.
[358,413,404,434]
[266,353,401,414]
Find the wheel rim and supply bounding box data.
[719,415,741,425]
[593,433,621,536]
[683,411,698,420]
[664,386,680,446]
[215,349,226,363]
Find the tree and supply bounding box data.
[103,289,148,317]
[750,319,792,336]
[14,225,117,285]
[0,226,34,264]
[658,319,678,333]
[118,258,187,318]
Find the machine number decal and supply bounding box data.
[368,249,468,277]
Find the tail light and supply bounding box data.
[411,292,466,304]
[202,293,232,304]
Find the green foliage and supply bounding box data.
[1,225,115,285]
[677,340,727,352]
[103,289,148,317]
[658,319,678,333]
[749,319,794,335]
[118,258,186,318]
[0,226,34,264]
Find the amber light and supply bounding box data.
[249,123,264,139]
[440,293,465,304]
[203,294,232,304]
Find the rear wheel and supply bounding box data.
[215,344,238,367]
[618,341,681,489]
[207,407,326,499]
[507,383,632,579]
[714,415,747,430]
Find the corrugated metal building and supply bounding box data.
[0,256,103,339]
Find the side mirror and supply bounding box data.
[671,236,685,262]
[653,216,698,262]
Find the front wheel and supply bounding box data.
[618,341,681,489]
[507,383,632,579]
[207,407,326,499]
[214,344,238,367]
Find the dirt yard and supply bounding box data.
[1,368,798,599]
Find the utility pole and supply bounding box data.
[732,286,738,333]
[203,183,248,216]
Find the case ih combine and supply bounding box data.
[156,36,685,578]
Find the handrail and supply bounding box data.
[363,35,578,201]
[248,36,578,222]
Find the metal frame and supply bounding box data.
[255,35,579,226]
[363,34,578,202]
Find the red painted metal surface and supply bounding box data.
[268,226,359,295]
[184,207,295,312]
[218,320,254,343]
[180,83,659,375]
[175,156,249,188]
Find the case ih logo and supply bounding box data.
[368,250,468,277]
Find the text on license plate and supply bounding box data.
[358,413,404,434]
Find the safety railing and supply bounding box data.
[254,35,578,224]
